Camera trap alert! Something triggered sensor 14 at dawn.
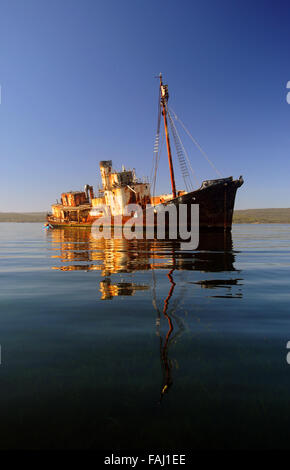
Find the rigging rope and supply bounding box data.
[152,93,223,197]
[152,132,164,199]
[167,106,200,190]
[151,89,162,198]
[169,106,223,178]
[167,106,192,192]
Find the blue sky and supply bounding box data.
[1,0,290,211]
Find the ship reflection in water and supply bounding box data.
[47,229,243,402]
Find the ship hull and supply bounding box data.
[168,176,243,231]
[47,177,243,232]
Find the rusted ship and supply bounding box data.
[47,74,243,231]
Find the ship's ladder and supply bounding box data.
[167,106,194,192]
[169,106,223,179]
[151,86,223,194]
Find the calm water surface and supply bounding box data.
[0,223,290,450]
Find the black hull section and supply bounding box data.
[167,176,243,231]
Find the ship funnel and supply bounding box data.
[99,160,113,191]
[100,160,112,169]
[84,184,94,202]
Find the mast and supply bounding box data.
[159,73,177,199]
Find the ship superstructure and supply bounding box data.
[47,74,243,230]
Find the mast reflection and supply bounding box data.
[47,229,242,400]
[157,269,175,402]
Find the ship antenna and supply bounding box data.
[159,73,177,199]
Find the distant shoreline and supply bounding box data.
[233,208,290,224]
[1,208,290,224]
[0,212,47,223]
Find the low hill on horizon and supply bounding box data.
[0,212,47,222]
[0,208,290,224]
[233,208,290,224]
